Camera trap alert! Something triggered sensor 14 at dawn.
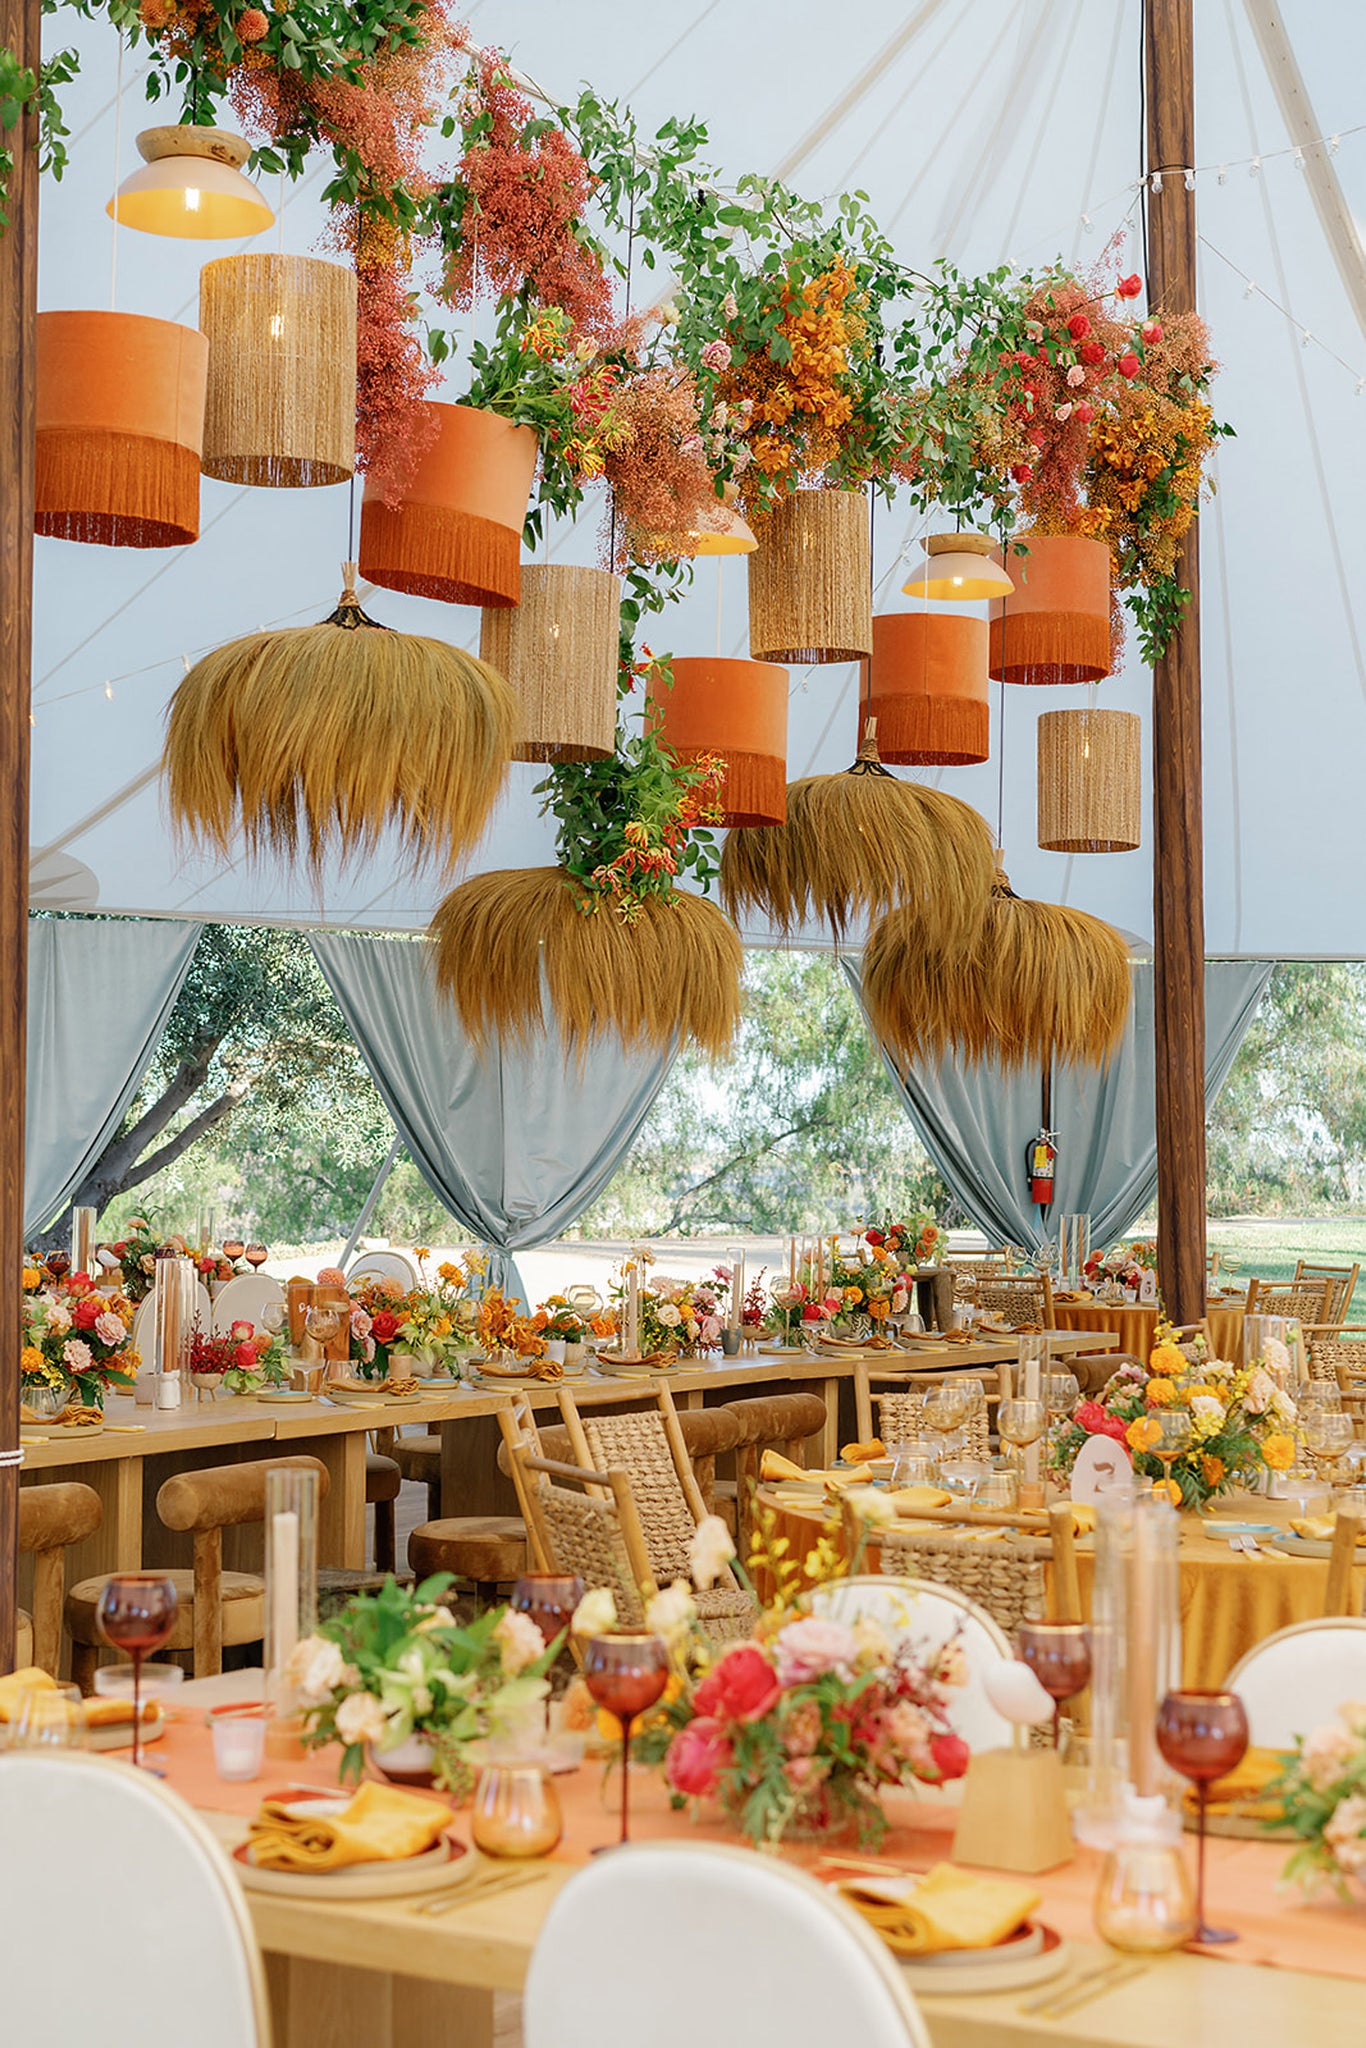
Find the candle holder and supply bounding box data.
[264,1463,319,1757]
[1074,1487,1181,1847]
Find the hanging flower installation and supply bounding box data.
[164,567,516,878]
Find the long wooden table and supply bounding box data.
[164,1674,1359,2048]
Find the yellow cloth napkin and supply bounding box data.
[760,1449,808,1482]
[0,1667,54,1721]
[1068,1503,1097,1535]
[842,1439,885,1464]
[1183,1745,1287,1819]
[247,1781,450,1872]
[891,1485,953,1513]
[838,1862,1041,1957]
[1289,1514,1366,1544]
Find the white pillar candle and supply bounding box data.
[626,1263,640,1357]
[270,1507,300,1685]
[727,1248,743,1335]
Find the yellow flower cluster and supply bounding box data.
[721,261,863,492]
[1079,394,1216,585]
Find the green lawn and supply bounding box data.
[1149,1216,1366,1320]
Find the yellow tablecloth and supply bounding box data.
[1052,1298,1245,1363]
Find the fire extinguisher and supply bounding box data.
[1028,1128,1058,1208]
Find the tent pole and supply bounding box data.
[340,1134,403,1268]
[1145,0,1207,1327]
[0,0,40,1672]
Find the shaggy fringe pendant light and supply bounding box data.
[720,720,995,943]
[748,487,872,663]
[862,863,1132,1072]
[1037,707,1141,853]
[429,869,743,1056]
[989,534,1112,686]
[359,401,538,607]
[868,613,990,766]
[199,254,357,487]
[480,564,618,763]
[164,566,516,876]
[647,656,789,826]
[36,310,209,547]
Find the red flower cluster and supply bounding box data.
[1075,1399,1129,1444]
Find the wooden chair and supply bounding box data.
[556,1385,757,1644]
[873,1501,1082,1635]
[720,1391,828,1555]
[851,1368,994,1460]
[499,1417,655,1626]
[392,1429,442,1520]
[365,1451,402,1574]
[1293,1261,1360,1328]
[66,1454,328,1687]
[0,1754,271,2046]
[1305,1326,1366,1437]
[1244,1276,1333,1324]
[17,1481,102,1674]
[974,1272,1055,1331]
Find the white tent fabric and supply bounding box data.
[24,915,201,1236]
[27,3,1366,955]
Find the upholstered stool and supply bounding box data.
[366,1451,402,1574]
[393,1433,442,1520]
[407,1516,528,1605]
[19,1480,103,1675]
[66,1454,329,1689]
[719,1392,829,1553]
[1071,1351,1135,1398]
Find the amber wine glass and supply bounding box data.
[244,1242,269,1272]
[1017,1622,1092,1750]
[512,1573,585,1706]
[1155,1688,1249,1944]
[95,1574,178,1768]
[583,1631,668,1846]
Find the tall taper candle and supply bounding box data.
[626,1262,640,1358]
[727,1247,743,1335]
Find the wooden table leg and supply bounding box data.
[264,1954,494,2048]
[440,1412,519,1519]
[814,1377,840,1467]
[313,1433,366,1569]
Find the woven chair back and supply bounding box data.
[875,1529,1048,1635]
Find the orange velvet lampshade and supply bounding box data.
[989,534,1113,686]
[868,613,990,765]
[359,401,538,608]
[646,656,789,826]
[35,310,209,548]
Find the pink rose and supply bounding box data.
[233,1342,258,1371]
[1066,363,1086,388]
[230,1320,254,1341]
[351,1307,373,1340]
[700,339,730,371]
[693,1645,782,1723]
[62,1338,93,1374]
[94,1311,125,1346]
[665,1717,732,1797]
[1054,403,1073,422]
[772,1617,859,1688]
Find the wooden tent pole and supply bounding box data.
[1145,0,1206,1327]
[0,0,40,1671]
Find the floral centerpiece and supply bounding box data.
[1049,1327,1298,1508]
[628,1272,727,1355]
[538,1295,591,1349]
[103,1216,161,1303]
[187,1321,289,1397]
[581,1509,970,1847]
[1269,1704,1366,1898]
[867,1217,945,1268]
[21,1260,138,1410]
[1083,1240,1156,1292]
[288,1573,555,1797]
[477,1288,549,1362]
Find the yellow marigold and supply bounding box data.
[1145,1378,1177,1407]
[21,1266,40,1291]
[1153,1477,1182,1506]
[1149,1343,1186,1377]
[1201,1455,1225,1488]
[1127,1416,1162,1455]
[20,1345,45,1375]
[1261,1432,1296,1473]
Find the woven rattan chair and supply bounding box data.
[1244,1277,1333,1325]
[557,1385,756,1646]
[857,1382,992,1466]
[1294,1261,1360,1328]
[1304,1325,1366,1438]
[974,1273,1055,1332]
[872,1527,1050,1637]
[498,1410,653,1626]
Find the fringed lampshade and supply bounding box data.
[480,564,618,763]
[199,254,357,487]
[164,566,517,877]
[989,534,1112,686]
[429,868,743,1055]
[359,401,538,608]
[1037,708,1141,853]
[868,613,990,766]
[646,656,788,826]
[36,311,208,548]
[721,721,994,943]
[862,864,1132,1072]
[748,488,871,663]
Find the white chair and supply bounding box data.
[1225,1618,1366,1749]
[210,1272,286,1335]
[809,1574,1014,1778]
[524,1841,932,2048]
[0,1753,270,2045]
[131,1279,213,1358]
[345,1248,419,1290]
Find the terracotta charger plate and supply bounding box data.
[900,1924,1070,1995]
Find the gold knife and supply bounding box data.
[1033,1960,1147,2018]
[1018,1956,1129,2014]
[412,1866,548,1917]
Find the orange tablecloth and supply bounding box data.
[1052,1298,1245,1362]
[156,1711,1366,1987]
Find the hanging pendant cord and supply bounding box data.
[109,34,124,310]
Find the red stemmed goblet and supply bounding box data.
[95,1574,178,1768]
[512,1573,585,1659]
[1156,1688,1250,1944]
[1017,1621,1092,1750]
[582,1631,669,1847]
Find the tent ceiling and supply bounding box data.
[28,0,1366,954]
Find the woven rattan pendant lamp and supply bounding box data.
[429,869,743,1056]
[748,487,872,663]
[480,565,618,762]
[199,254,357,487]
[359,401,538,608]
[164,565,517,877]
[646,656,788,826]
[36,310,209,547]
[867,613,990,766]
[1037,707,1141,853]
[989,534,1112,686]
